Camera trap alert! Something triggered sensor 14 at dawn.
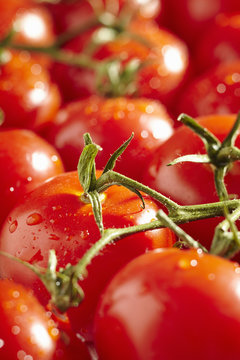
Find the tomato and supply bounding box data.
[0,170,175,341]
[0,0,31,39]
[160,0,240,49]
[143,114,240,250]
[174,61,240,118]
[44,96,174,179]
[0,279,58,360]
[0,50,61,131]
[46,0,161,35]
[51,19,189,105]
[94,248,240,360]
[53,329,91,360]
[0,128,64,227]
[194,12,240,74]
[0,0,55,67]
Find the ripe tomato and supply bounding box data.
[0,171,175,341]
[194,12,240,74]
[0,128,64,227]
[175,61,240,118]
[94,248,240,360]
[44,96,174,180]
[0,279,58,360]
[0,50,61,131]
[51,19,189,105]
[53,329,91,360]
[143,114,240,249]
[0,0,31,39]
[0,0,55,67]
[160,0,240,49]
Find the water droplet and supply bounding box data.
[177,258,190,270]
[0,339,4,348]
[12,291,20,298]
[9,220,18,233]
[20,305,28,313]
[208,273,216,281]
[190,259,198,267]
[17,350,26,360]
[12,325,20,335]
[26,213,43,226]
[49,234,60,241]
[51,328,59,337]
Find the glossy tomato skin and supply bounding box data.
[0,279,58,360]
[0,0,55,45]
[143,114,240,249]
[0,50,61,131]
[193,12,240,74]
[0,171,175,341]
[0,0,55,67]
[45,96,174,180]
[51,19,189,105]
[0,128,64,227]
[175,61,240,118]
[161,0,240,49]
[0,0,31,39]
[94,248,240,360]
[53,329,91,360]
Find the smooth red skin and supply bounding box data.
[0,51,61,131]
[0,279,58,360]
[45,96,174,180]
[46,0,161,34]
[175,61,240,118]
[0,128,64,227]
[160,0,240,49]
[143,114,240,250]
[0,171,175,341]
[53,330,91,360]
[0,0,31,38]
[94,248,240,360]
[51,19,189,105]
[194,12,240,74]
[0,1,55,67]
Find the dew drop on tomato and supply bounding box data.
[26,213,43,226]
[9,220,18,233]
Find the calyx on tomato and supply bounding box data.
[2,114,240,315]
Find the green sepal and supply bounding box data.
[77,143,102,193]
[168,154,210,166]
[87,190,104,235]
[103,133,134,174]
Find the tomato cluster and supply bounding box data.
[1,1,240,359]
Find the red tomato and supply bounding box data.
[175,61,240,118]
[143,114,240,249]
[51,19,189,105]
[94,248,240,360]
[194,12,240,74]
[160,0,240,49]
[0,128,64,227]
[0,0,31,39]
[0,50,61,131]
[53,329,91,360]
[0,171,175,341]
[0,279,58,360]
[44,96,174,180]
[46,0,161,34]
[0,0,55,67]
